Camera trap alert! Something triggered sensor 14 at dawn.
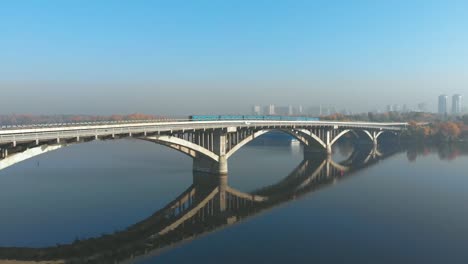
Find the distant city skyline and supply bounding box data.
[253,94,465,117]
[1,1,468,115]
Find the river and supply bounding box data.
[0,136,467,263]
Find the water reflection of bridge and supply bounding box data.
[0,145,401,264]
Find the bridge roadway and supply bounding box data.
[0,120,407,173]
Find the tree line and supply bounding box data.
[0,113,167,125]
[322,112,468,141]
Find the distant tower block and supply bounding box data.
[452,94,462,115]
[252,105,262,115]
[438,94,448,115]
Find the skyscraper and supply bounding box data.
[252,105,262,115]
[288,105,294,116]
[417,102,427,112]
[452,94,462,115]
[267,104,275,115]
[438,95,448,115]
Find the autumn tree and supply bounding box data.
[438,122,462,140]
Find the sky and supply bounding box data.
[1,0,467,115]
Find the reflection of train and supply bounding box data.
[189,115,319,121]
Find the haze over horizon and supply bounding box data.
[1,1,467,115]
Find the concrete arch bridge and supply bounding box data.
[0,120,406,173]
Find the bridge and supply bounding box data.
[0,145,402,263]
[0,119,407,174]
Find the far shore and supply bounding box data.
[0,260,64,264]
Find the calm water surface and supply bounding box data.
[0,138,467,263]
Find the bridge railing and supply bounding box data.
[0,118,191,131]
[0,117,409,131]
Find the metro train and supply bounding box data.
[189,115,319,121]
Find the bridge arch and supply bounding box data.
[142,135,219,162]
[361,129,399,145]
[294,129,327,149]
[0,135,221,172]
[225,128,311,159]
[329,129,352,146]
[0,144,66,171]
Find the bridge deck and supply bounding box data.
[0,120,406,145]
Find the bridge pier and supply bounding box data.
[192,130,229,174]
[218,155,228,174]
[193,155,228,175]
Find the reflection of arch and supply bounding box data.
[364,147,383,164]
[329,159,351,172]
[293,159,328,191]
[0,146,402,263]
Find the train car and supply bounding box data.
[189,115,319,121]
[189,115,220,121]
[219,115,243,120]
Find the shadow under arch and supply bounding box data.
[0,145,403,264]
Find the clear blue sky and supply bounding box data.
[1,0,467,115]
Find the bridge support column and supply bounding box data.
[212,130,228,174]
[325,130,332,156]
[362,130,381,147]
[218,155,228,174]
[1,148,8,158]
[372,131,378,146]
[326,147,332,156]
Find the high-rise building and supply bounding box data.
[267,104,275,115]
[402,104,408,113]
[438,95,448,115]
[288,105,294,116]
[252,105,262,115]
[452,94,462,115]
[417,102,427,112]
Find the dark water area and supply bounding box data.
[0,136,468,263]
